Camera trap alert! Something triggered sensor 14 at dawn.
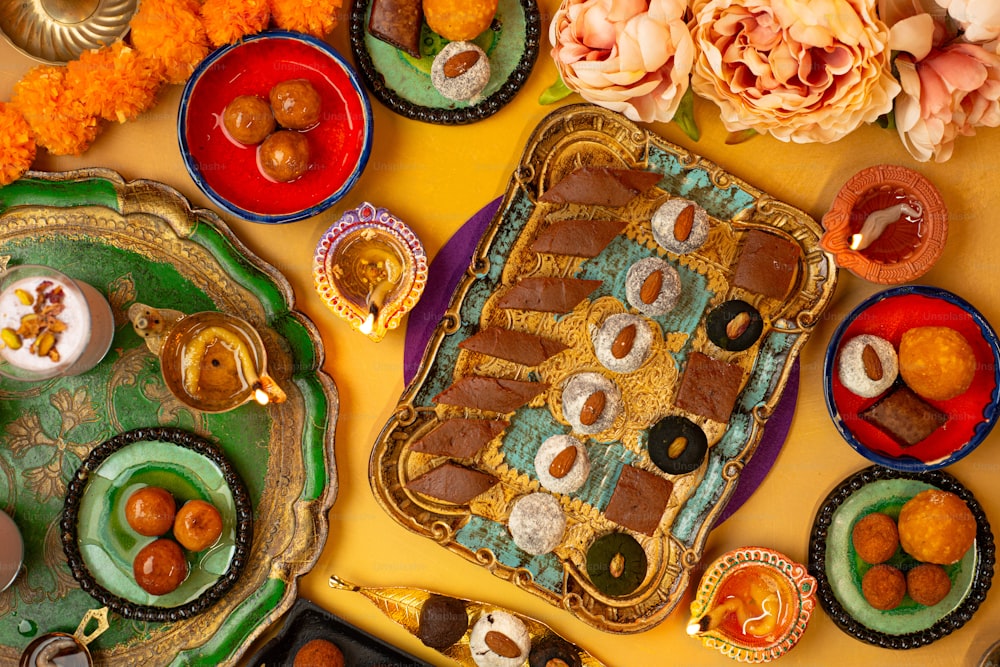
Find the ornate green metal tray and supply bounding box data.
[370,104,837,633]
[0,169,338,665]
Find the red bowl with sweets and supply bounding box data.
[824,285,1000,471]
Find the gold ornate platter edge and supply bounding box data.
[370,104,837,632]
[0,168,339,665]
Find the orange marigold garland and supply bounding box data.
[130,0,211,85]
[0,103,37,185]
[66,42,165,124]
[269,0,343,38]
[201,0,271,47]
[11,65,101,157]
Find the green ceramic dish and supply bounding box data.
[0,169,338,666]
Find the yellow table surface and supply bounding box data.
[2,3,1000,664]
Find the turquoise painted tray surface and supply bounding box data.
[0,169,338,665]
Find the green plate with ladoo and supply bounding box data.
[0,169,338,665]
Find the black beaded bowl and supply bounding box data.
[61,428,254,622]
[349,0,541,124]
[808,465,994,649]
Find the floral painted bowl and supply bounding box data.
[824,285,1000,472]
[178,31,373,224]
[687,547,816,663]
[313,202,427,342]
[820,165,947,284]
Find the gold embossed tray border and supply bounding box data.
[0,169,338,664]
[370,105,837,633]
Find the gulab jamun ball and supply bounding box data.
[174,499,224,551]
[270,79,322,130]
[258,130,310,183]
[133,538,188,596]
[861,563,905,610]
[125,486,176,537]
[292,638,345,667]
[897,489,977,564]
[222,95,275,145]
[898,326,977,401]
[851,511,899,564]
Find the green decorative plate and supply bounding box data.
[0,169,338,665]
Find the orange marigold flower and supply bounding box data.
[269,0,343,38]
[130,0,211,85]
[0,102,37,185]
[201,0,271,47]
[11,65,101,157]
[66,41,165,124]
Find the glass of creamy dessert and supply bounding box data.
[0,265,114,381]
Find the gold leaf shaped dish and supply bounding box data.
[313,202,428,342]
[0,0,137,63]
[329,575,608,666]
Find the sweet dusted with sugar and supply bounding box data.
[469,610,531,667]
[731,229,801,299]
[837,333,898,398]
[860,384,948,447]
[538,166,661,207]
[508,492,566,556]
[431,41,491,102]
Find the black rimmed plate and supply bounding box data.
[244,598,429,666]
[61,428,253,622]
[808,465,994,649]
[348,0,541,124]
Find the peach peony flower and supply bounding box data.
[934,0,1000,45]
[690,0,900,143]
[549,0,695,123]
[894,43,1000,161]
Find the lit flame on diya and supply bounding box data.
[850,202,922,251]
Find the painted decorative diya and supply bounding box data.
[687,547,816,663]
[313,202,427,342]
[820,165,947,284]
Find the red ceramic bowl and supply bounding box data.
[178,31,373,223]
[824,285,1000,471]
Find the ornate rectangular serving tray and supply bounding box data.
[0,169,338,665]
[370,105,837,632]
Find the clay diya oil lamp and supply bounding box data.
[128,304,286,413]
[687,547,816,662]
[820,165,947,284]
[313,202,427,342]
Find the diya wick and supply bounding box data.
[850,202,922,251]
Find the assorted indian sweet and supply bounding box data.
[292,638,345,667]
[850,489,976,612]
[220,78,322,182]
[395,161,811,622]
[431,41,492,102]
[838,324,978,447]
[121,485,225,595]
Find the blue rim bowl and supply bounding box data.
[178,31,373,224]
[823,285,1000,471]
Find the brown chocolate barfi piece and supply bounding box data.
[604,464,673,536]
[860,385,948,446]
[531,219,626,257]
[368,0,423,57]
[539,167,661,207]
[433,375,550,413]
[410,418,508,458]
[406,461,498,504]
[497,277,602,313]
[675,351,745,423]
[731,229,801,300]
[459,327,569,366]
